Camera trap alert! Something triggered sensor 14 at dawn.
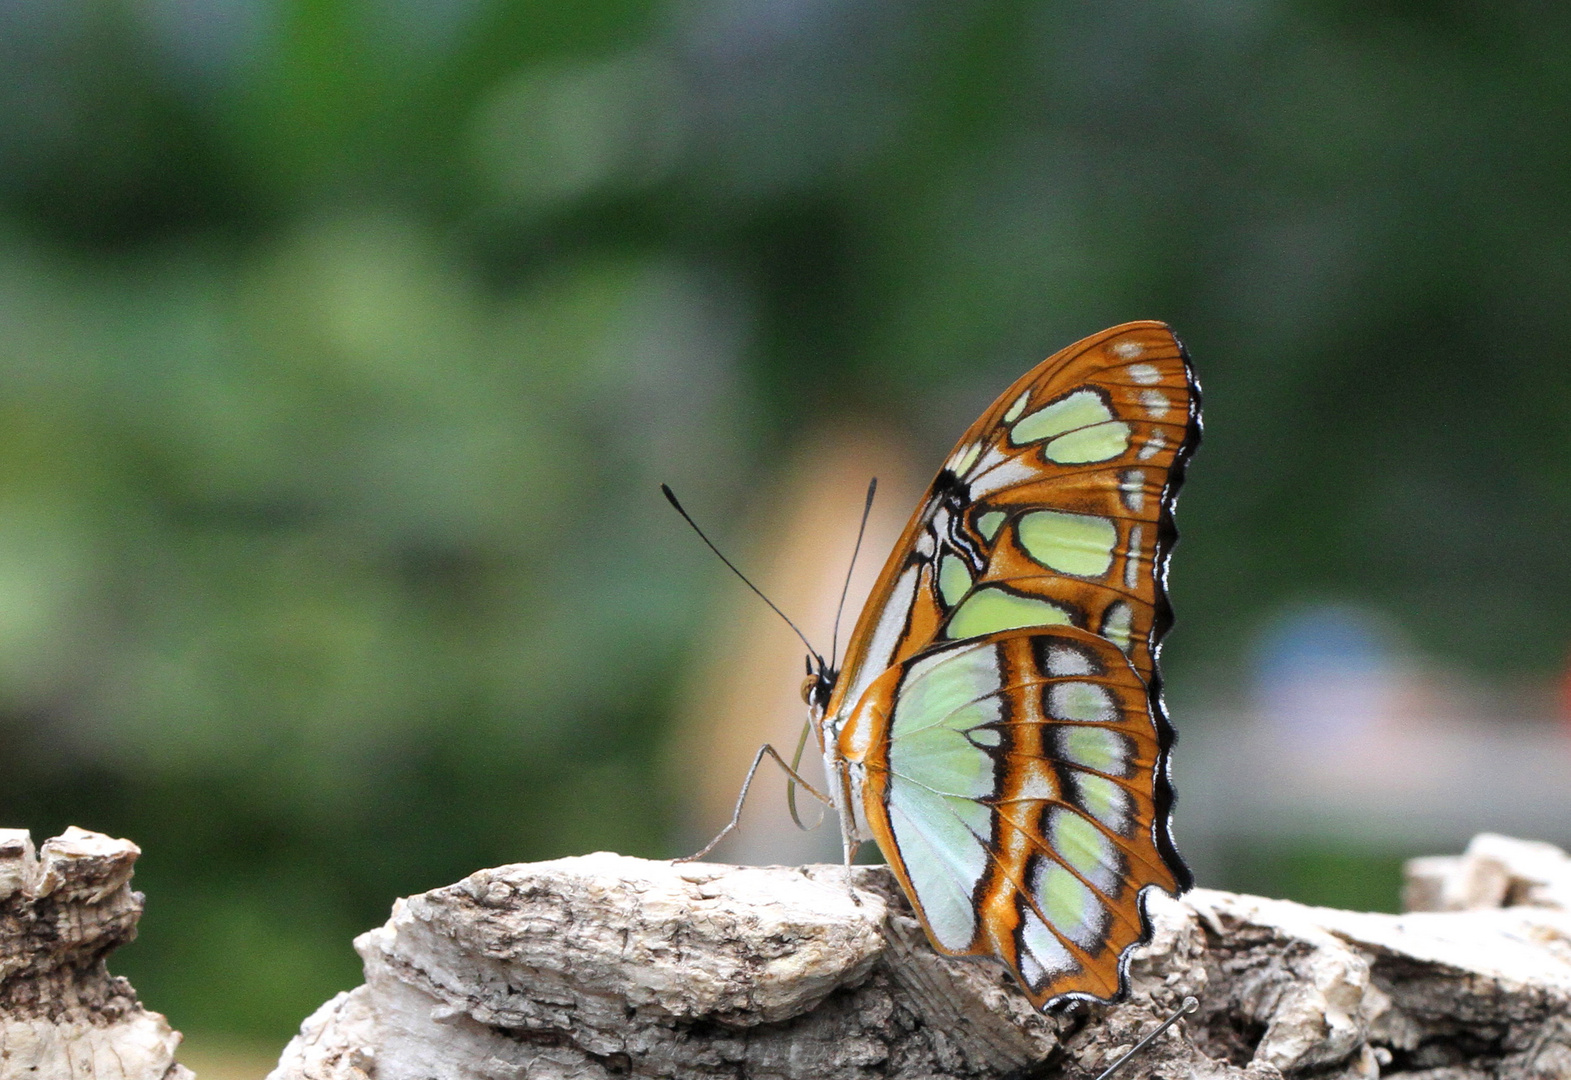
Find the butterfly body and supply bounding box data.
[803,321,1200,1009]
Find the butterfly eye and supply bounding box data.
[799,674,818,706]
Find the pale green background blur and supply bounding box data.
[3,0,1571,1063]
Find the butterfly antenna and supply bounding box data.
[829,477,878,667]
[661,484,825,666]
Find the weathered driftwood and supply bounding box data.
[271,841,1571,1080]
[1404,832,1571,913]
[0,827,189,1080]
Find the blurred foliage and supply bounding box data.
[0,0,1569,1047]
[1221,843,1412,915]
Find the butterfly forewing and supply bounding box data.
[829,321,1199,712]
[826,320,1198,1008]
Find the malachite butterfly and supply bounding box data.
[796,321,1201,1009]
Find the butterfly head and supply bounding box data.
[800,653,837,715]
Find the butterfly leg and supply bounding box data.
[833,758,865,907]
[839,833,865,907]
[676,743,833,863]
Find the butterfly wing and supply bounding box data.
[829,321,1200,711]
[827,321,1199,1007]
[838,625,1184,1006]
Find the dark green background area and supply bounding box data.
[0,0,1567,1049]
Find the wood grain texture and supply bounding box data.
[0,827,190,1080]
[268,846,1571,1080]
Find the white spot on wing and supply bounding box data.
[1019,947,1045,988]
[1119,470,1145,513]
[1048,682,1117,724]
[947,441,982,476]
[971,443,1008,475]
[1139,389,1169,418]
[1019,909,1075,985]
[1124,524,1143,589]
[1016,768,1057,801]
[1137,430,1166,462]
[968,454,1038,497]
[1045,645,1095,676]
[1112,340,1143,359]
[1127,362,1160,384]
[1102,602,1134,653]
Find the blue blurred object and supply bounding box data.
[1253,604,1400,744]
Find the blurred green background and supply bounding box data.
[3,0,1571,1065]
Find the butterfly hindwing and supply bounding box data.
[840,625,1183,1006]
[825,321,1198,1008]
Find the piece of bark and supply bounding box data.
[0,826,190,1080]
[1403,833,1571,913]
[270,844,1571,1080]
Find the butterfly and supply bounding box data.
[799,320,1200,1011]
[675,320,1199,1010]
